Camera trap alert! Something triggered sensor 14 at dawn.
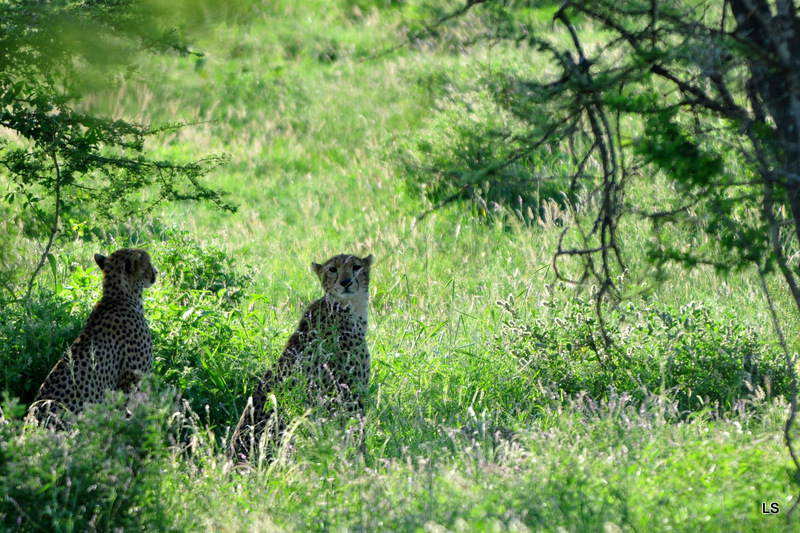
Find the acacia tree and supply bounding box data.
[0,0,236,298]
[403,0,800,513]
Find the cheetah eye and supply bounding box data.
[327,266,338,274]
[353,265,362,272]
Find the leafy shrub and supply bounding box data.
[0,274,97,404]
[394,85,578,223]
[147,287,268,435]
[156,227,254,306]
[495,283,790,413]
[144,229,268,433]
[0,378,185,532]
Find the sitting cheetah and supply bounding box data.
[230,253,374,462]
[28,248,157,427]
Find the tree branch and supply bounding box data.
[25,140,63,309]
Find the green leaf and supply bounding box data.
[47,253,57,282]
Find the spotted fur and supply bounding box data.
[230,253,373,462]
[28,248,157,427]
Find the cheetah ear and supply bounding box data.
[94,254,107,271]
[311,262,324,277]
[126,251,142,275]
[362,254,374,267]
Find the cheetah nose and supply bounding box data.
[340,278,353,288]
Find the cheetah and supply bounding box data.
[230,253,374,462]
[28,248,157,427]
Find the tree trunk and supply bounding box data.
[730,0,800,256]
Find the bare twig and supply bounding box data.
[755,133,800,517]
[25,140,63,311]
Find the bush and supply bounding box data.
[495,283,790,413]
[155,228,254,306]
[0,260,99,404]
[0,378,186,532]
[144,229,267,434]
[393,84,579,224]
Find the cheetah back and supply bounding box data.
[29,248,157,426]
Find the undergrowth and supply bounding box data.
[2,375,794,532]
[495,282,790,414]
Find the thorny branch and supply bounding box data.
[409,0,800,506]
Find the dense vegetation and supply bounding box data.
[1,0,799,530]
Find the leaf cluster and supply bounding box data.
[0,0,236,266]
[0,285,88,405]
[0,378,183,532]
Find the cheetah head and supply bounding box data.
[95,248,158,296]
[312,253,373,306]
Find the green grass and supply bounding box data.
[2,0,800,530]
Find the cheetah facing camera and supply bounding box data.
[28,248,158,428]
[230,253,374,462]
